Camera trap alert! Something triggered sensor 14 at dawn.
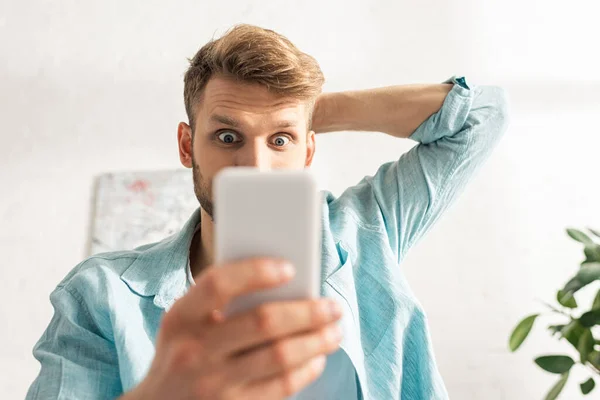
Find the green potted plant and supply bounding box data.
[509,228,600,399]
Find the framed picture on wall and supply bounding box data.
[89,169,198,255]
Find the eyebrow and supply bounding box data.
[209,114,298,129]
[210,114,240,127]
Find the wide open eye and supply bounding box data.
[217,131,241,144]
[272,135,290,147]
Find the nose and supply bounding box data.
[235,142,272,171]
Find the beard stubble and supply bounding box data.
[191,155,214,221]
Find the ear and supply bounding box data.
[305,130,316,167]
[177,122,193,168]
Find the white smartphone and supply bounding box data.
[213,167,322,317]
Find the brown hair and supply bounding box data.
[183,24,325,131]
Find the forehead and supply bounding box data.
[197,75,308,125]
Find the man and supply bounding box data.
[26,24,509,399]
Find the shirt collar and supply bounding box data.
[119,196,343,311]
[120,207,202,310]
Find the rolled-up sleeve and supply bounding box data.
[26,285,122,400]
[354,76,510,262]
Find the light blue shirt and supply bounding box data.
[25,75,509,399]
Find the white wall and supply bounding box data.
[1,0,599,398]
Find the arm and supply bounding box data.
[312,82,453,138]
[317,76,510,262]
[25,285,122,399]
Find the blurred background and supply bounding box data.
[1,0,599,398]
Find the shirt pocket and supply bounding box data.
[326,241,396,357]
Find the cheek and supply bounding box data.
[275,144,309,168]
[195,142,232,174]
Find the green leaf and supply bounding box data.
[590,351,600,369]
[545,372,569,400]
[578,329,594,363]
[535,355,575,374]
[584,245,600,263]
[581,377,595,395]
[580,310,600,327]
[557,290,578,308]
[568,228,594,245]
[588,228,600,239]
[593,289,600,310]
[509,314,538,351]
[563,263,600,294]
[562,320,586,348]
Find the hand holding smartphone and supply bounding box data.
[128,168,336,400]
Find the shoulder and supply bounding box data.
[320,172,391,235]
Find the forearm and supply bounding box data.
[312,83,453,138]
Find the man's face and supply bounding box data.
[177,75,316,220]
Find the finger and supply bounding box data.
[206,298,342,356]
[173,258,295,321]
[241,355,327,400]
[227,322,341,384]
